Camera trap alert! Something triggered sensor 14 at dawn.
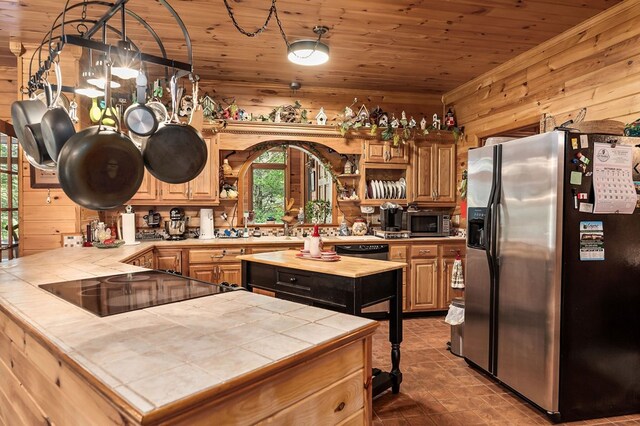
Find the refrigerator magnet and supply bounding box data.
[580,134,589,148]
[578,193,588,200]
[579,221,604,261]
[570,171,583,185]
[571,138,579,149]
[580,156,590,165]
[579,202,594,213]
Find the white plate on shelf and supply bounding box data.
[373,180,380,199]
[385,181,391,199]
[370,180,376,199]
[382,181,388,199]
[390,181,396,199]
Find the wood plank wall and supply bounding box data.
[0,64,17,121]
[443,0,640,221]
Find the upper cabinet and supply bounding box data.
[129,137,219,205]
[363,141,409,164]
[410,133,456,205]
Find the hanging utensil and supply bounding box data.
[124,68,158,137]
[189,75,203,131]
[41,61,76,162]
[143,74,207,184]
[57,59,144,210]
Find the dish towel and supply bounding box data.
[451,258,465,289]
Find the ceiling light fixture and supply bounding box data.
[87,54,121,89]
[111,7,139,80]
[223,0,330,66]
[287,26,330,66]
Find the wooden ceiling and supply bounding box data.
[0,0,621,94]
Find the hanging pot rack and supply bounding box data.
[27,0,194,96]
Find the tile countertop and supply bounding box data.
[0,244,379,417]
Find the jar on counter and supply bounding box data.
[351,218,368,236]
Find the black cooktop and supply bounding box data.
[39,271,233,317]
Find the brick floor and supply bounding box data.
[371,317,640,425]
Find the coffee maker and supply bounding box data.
[165,207,187,240]
[380,203,404,231]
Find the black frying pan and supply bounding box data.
[124,70,158,137]
[40,62,76,162]
[23,123,55,167]
[57,126,144,210]
[143,75,207,184]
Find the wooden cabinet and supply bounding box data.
[155,248,183,274]
[403,241,465,313]
[410,133,456,205]
[187,247,245,284]
[125,249,155,269]
[364,140,408,164]
[130,137,219,205]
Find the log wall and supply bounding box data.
[443,0,640,215]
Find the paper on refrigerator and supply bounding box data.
[592,142,636,214]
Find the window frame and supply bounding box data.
[0,120,19,261]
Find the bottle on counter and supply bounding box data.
[309,224,322,258]
[302,231,310,251]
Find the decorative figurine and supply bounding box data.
[274,109,281,123]
[390,115,400,128]
[445,108,456,129]
[201,95,216,119]
[369,106,384,126]
[420,117,428,130]
[343,157,353,174]
[344,105,354,120]
[179,95,193,117]
[409,116,417,128]
[316,107,328,125]
[432,113,441,130]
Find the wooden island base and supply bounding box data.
[0,304,376,425]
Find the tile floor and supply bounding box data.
[371,317,640,426]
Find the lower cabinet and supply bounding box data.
[155,248,183,274]
[187,247,245,284]
[442,257,465,307]
[409,259,439,311]
[189,263,242,284]
[125,249,155,269]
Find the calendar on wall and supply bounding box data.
[593,142,636,214]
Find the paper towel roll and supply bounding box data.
[121,213,139,245]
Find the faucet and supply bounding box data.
[283,219,302,238]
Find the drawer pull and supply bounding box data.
[210,254,225,258]
[419,250,431,255]
[289,277,297,283]
[335,402,346,412]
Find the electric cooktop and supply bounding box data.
[39,271,235,317]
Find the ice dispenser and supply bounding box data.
[467,207,487,249]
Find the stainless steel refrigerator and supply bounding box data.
[465,131,640,422]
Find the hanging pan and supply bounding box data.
[57,62,144,211]
[124,69,158,137]
[41,61,76,162]
[143,74,207,184]
[11,78,56,170]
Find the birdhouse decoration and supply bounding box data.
[390,115,400,129]
[378,113,389,127]
[369,106,384,126]
[432,113,441,130]
[420,117,428,130]
[201,95,216,119]
[357,104,370,125]
[316,107,328,125]
[445,109,456,129]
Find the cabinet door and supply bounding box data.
[160,182,190,201]
[441,257,464,308]
[410,259,439,311]
[130,169,157,202]
[433,144,456,203]
[218,263,242,284]
[411,143,434,202]
[190,137,218,201]
[364,141,408,164]
[155,249,183,274]
[189,265,216,283]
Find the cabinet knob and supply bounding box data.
[289,277,297,283]
[335,402,346,412]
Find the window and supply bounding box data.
[0,121,19,260]
[250,149,286,223]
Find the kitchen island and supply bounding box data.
[0,245,378,425]
[238,250,406,396]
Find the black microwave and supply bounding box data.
[406,211,450,237]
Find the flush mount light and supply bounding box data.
[288,27,330,66]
